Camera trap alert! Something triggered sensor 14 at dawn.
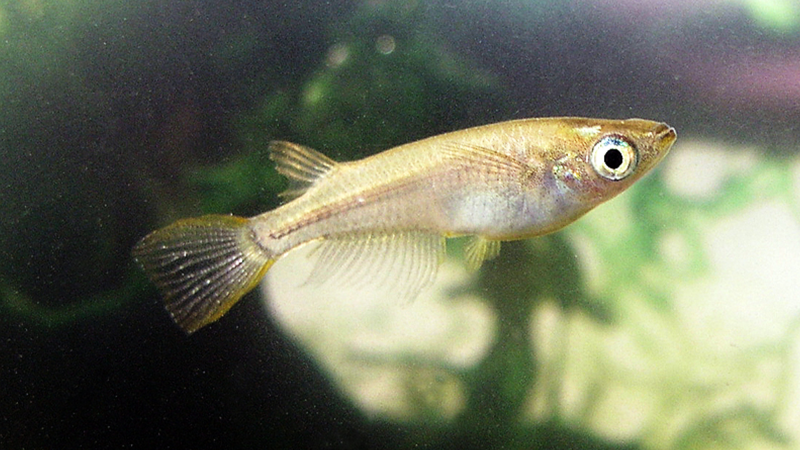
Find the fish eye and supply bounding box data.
[590,135,638,181]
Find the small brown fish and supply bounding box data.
[133,117,676,333]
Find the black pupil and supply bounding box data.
[604,148,624,169]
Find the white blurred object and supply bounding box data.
[263,242,496,421]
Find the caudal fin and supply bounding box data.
[132,215,274,333]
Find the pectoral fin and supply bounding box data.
[440,141,527,175]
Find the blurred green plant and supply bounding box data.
[742,0,800,32]
[235,0,505,162]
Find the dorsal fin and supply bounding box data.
[269,141,339,200]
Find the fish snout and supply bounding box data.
[652,122,677,146]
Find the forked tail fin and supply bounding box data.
[132,215,274,333]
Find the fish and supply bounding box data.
[133,117,676,333]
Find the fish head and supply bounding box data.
[549,118,676,205]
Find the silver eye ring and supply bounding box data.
[590,135,638,181]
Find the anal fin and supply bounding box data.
[306,231,446,303]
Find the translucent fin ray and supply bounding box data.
[464,236,501,272]
[306,231,445,302]
[269,141,338,200]
[440,142,527,174]
[132,215,275,333]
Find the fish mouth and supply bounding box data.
[652,122,677,147]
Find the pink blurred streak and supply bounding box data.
[686,52,800,109]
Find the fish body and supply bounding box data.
[134,117,676,333]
